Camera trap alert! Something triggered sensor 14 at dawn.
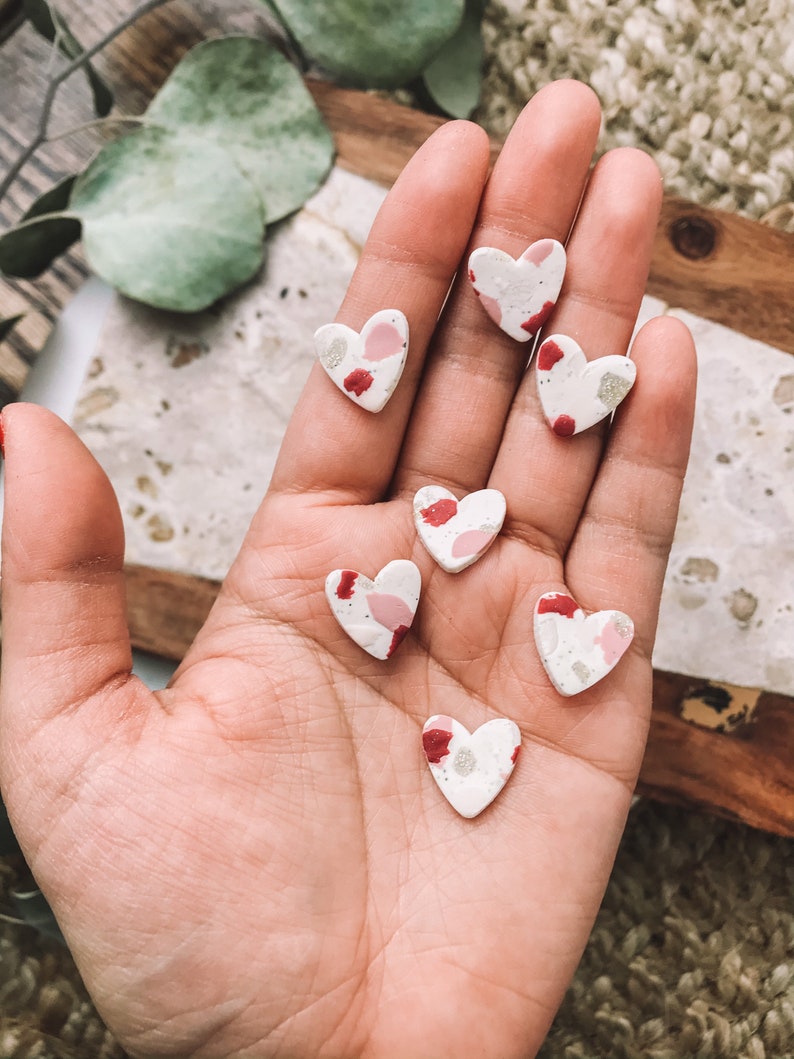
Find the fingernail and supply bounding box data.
[0,413,5,457]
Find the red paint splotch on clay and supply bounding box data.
[552,414,576,437]
[387,624,410,658]
[594,619,633,665]
[423,723,454,764]
[367,592,414,632]
[511,745,520,764]
[344,368,374,396]
[451,529,493,559]
[468,268,477,285]
[537,593,578,619]
[364,322,403,362]
[522,239,555,266]
[421,498,457,526]
[336,570,358,600]
[520,301,555,337]
[536,337,565,370]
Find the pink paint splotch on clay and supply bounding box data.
[479,292,503,325]
[522,239,555,266]
[451,529,494,559]
[594,619,633,665]
[537,593,578,619]
[336,571,358,600]
[367,592,414,632]
[421,498,457,526]
[344,368,374,396]
[364,322,404,362]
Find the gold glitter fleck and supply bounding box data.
[597,372,632,410]
[572,660,591,684]
[613,614,633,638]
[453,747,477,777]
[320,336,347,369]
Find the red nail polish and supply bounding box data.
[0,414,5,457]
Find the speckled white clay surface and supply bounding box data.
[325,559,420,660]
[535,334,636,437]
[467,238,566,342]
[422,715,521,818]
[314,308,408,412]
[534,592,634,696]
[413,486,506,573]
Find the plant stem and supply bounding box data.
[45,113,145,144]
[0,0,172,202]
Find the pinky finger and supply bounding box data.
[564,315,698,659]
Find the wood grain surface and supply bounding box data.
[3,1,793,835]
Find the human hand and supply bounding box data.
[0,80,696,1059]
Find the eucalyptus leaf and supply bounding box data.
[22,173,77,220]
[0,212,81,278]
[0,313,25,344]
[23,0,113,116]
[264,0,465,88]
[146,36,334,223]
[70,125,266,312]
[422,0,485,118]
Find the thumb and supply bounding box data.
[0,403,133,787]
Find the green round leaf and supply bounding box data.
[265,0,465,88]
[422,0,484,118]
[0,212,81,279]
[70,126,266,312]
[146,36,334,224]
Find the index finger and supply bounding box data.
[270,119,491,504]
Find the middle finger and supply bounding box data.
[390,79,602,499]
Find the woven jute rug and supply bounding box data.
[1,1,793,1056]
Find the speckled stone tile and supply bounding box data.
[654,310,794,695]
[74,166,387,580]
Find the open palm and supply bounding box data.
[0,81,695,1059]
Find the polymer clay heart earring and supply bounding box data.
[422,715,522,818]
[535,334,636,437]
[413,485,506,573]
[467,238,566,342]
[325,559,421,660]
[314,309,409,412]
[533,591,634,696]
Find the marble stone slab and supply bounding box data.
[653,310,794,695]
[74,167,387,579]
[73,167,794,696]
